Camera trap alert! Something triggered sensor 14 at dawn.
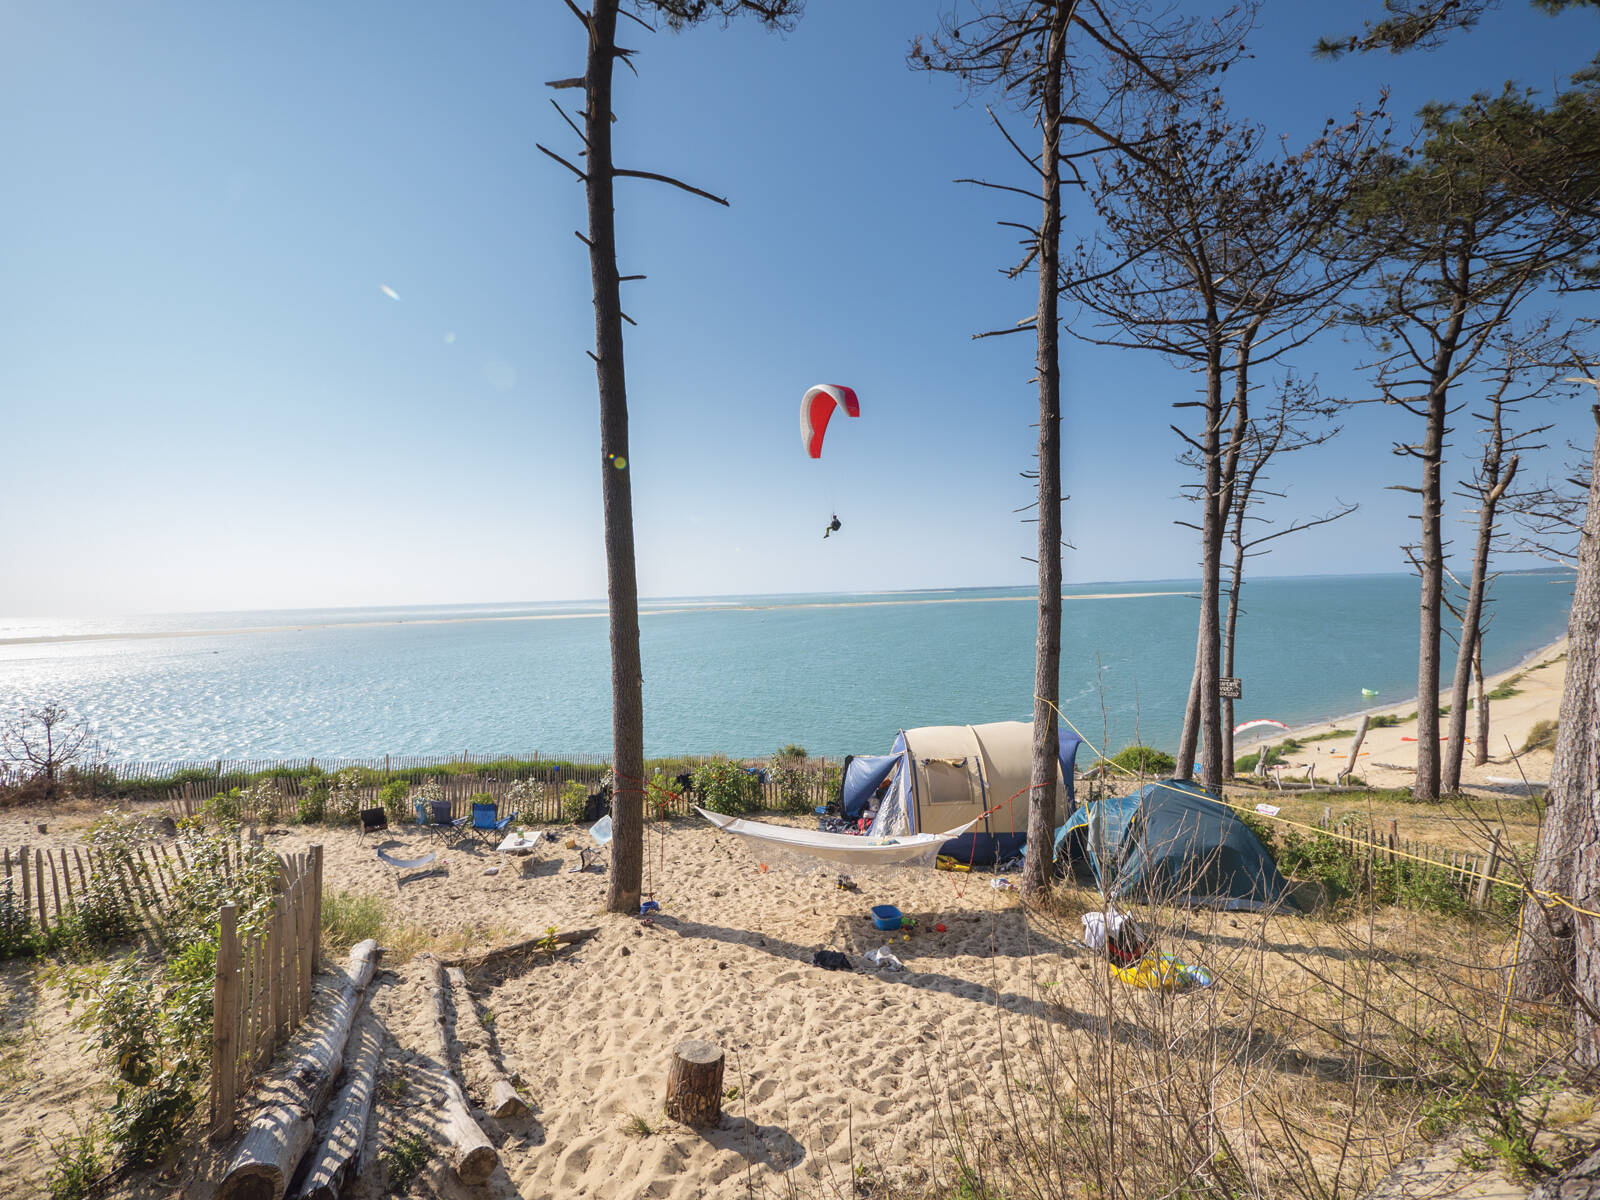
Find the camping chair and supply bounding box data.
[430,798,469,842]
[467,801,516,846]
[359,807,389,837]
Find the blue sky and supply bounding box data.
[1,1,1594,615]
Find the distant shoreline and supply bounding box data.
[0,590,1188,648]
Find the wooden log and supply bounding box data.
[217,939,381,1200]
[441,928,598,972]
[663,1039,724,1128]
[423,955,499,1185]
[211,904,241,1141]
[1339,715,1370,784]
[295,1019,382,1200]
[445,967,531,1118]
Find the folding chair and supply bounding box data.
[430,798,469,842]
[359,807,389,837]
[467,801,516,846]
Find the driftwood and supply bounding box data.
[293,1019,382,1200]
[218,939,381,1200]
[423,955,499,1185]
[441,927,598,972]
[445,967,532,1119]
[663,1039,724,1128]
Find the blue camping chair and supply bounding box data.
[468,801,516,845]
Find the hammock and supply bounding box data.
[696,807,981,872]
[376,848,438,871]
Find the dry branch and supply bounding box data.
[441,927,598,971]
[446,967,532,1119]
[423,956,498,1185]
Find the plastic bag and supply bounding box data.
[867,946,905,971]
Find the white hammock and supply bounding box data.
[695,807,980,871]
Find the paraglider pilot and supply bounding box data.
[823,514,842,539]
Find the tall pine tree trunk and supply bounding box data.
[1222,545,1245,776]
[1197,332,1226,792]
[1520,408,1600,1020]
[1443,458,1515,792]
[1415,383,1446,803]
[1176,649,1201,781]
[1473,636,1489,767]
[584,0,644,914]
[1022,6,1069,900]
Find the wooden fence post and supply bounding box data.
[1475,833,1503,909]
[310,845,323,976]
[34,852,48,932]
[19,845,30,931]
[274,902,292,1046]
[211,904,241,1141]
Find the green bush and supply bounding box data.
[378,778,410,822]
[326,769,364,825]
[767,752,815,813]
[74,874,134,949]
[1101,744,1176,776]
[0,878,37,960]
[297,779,327,824]
[1234,744,1289,774]
[559,780,589,824]
[201,788,242,828]
[693,758,761,816]
[46,1129,104,1200]
[1371,714,1402,728]
[776,743,808,759]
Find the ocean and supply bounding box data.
[0,573,1575,764]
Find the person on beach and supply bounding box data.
[823,514,842,539]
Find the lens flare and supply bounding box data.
[379,285,400,301]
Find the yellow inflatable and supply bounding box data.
[1110,953,1213,991]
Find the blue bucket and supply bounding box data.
[870,904,902,931]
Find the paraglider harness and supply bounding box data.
[824,514,842,538]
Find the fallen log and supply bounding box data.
[218,939,381,1200]
[441,927,598,972]
[424,954,499,1185]
[445,967,531,1119]
[292,1018,382,1200]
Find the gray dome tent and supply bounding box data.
[1054,779,1294,912]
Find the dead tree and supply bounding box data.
[0,701,95,802]
[1342,92,1594,802]
[1439,325,1558,792]
[1063,98,1382,791]
[541,0,802,913]
[912,0,1251,894]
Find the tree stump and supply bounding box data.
[663,1039,724,1128]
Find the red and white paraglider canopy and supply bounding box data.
[1232,718,1290,736]
[800,385,860,459]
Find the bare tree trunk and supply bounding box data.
[1473,635,1490,767]
[1176,645,1201,781]
[1222,552,1245,776]
[584,0,644,914]
[1443,454,1516,792]
[1197,332,1226,792]
[1415,381,1446,803]
[1022,7,1069,900]
[1520,409,1600,1023]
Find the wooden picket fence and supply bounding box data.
[209,845,323,1140]
[0,838,181,938]
[1312,809,1509,909]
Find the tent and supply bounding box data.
[1054,779,1293,912]
[860,721,1083,865]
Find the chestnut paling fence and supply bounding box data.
[1,838,186,939]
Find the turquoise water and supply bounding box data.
[0,573,1574,762]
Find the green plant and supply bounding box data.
[321,891,389,954]
[1233,743,1289,774]
[45,1128,105,1200]
[378,778,410,822]
[384,1130,433,1194]
[297,778,328,824]
[1101,744,1176,776]
[767,752,815,813]
[776,743,807,759]
[693,758,762,816]
[0,878,38,960]
[326,768,364,825]
[1522,719,1558,753]
[559,780,589,824]
[646,776,675,820]
[623,1112,654,1137]
[201,788,243,828]
[1371,714,1402,728]
[74,873,134,950]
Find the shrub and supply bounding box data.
[1234,744,1289,774]
[1522,719,1558,754]
[46,1128,104,1200]
[767,753,815,813]
[646,776,676,820]
[201,788,242,828]
[297,778,327,824]
[0,877,37,960]
[378,778,410,822]
[1371,714,1402,728]
[1102,744,1176,776]
[75,873,134,949]
[236,779,282,823]
[559,780,589,824]
[506,777,542,821]
[326,768,364,825]
[776,743,808,759]
[693,758,760,816]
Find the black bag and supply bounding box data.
[584,789,610,822]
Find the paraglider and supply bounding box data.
[824,514,841,539]
[800,385,859,458]
[1232,718,1290,736]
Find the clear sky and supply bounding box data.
[2,1,1594,615]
